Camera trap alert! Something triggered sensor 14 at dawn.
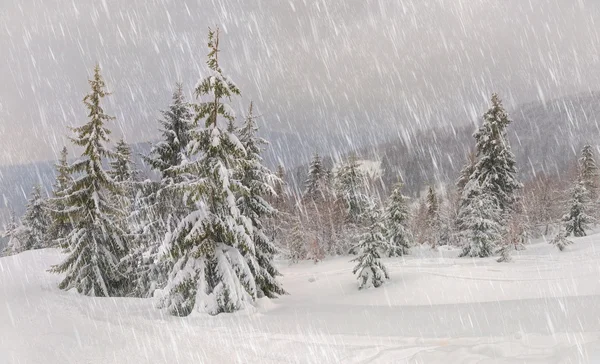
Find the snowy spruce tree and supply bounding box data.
[22,185,51,250]
[468,93,521,213]
[51,65,128,297]
[496,242,512,263]
[237,102,285,298]
[47,147,73,245]
[579,144,599,202]
[425,185,440,248]
[351,212,389,290]
[304,152,329,201]
[123,85,195,298]
[383,181,412,257]
[550,229,573,251]
[335,154,369,224]
[160,28,259,316]
[2,208,27,256]
[142,82,195,238]
[458,94,521,257]
[562,181,593,237]
[145,83,193,179]
[458,182,503,258]
[110,138,138,183]
[287,219,307,263]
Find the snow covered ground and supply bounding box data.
[2,235,600,363]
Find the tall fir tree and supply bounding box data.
[458,181,503,258]
[145,83,193,179]
[458,94,521,257]
[579,144,599,202]
[51,64,128,297]
[237,102,285,298]
[47,147,73,245]
[351,212,389,289]
[335,154,369,224]
[160,28,258,316]
[463,94,521,212]
[383,181,412,257]
[425,185,440,248]
[22,185,50,250]
[562,181,593,237]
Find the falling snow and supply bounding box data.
[2,0,600,363]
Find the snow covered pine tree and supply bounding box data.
[122,84,196,298]
[1,208,27,256]
[51,65,129,297]
[425,185,440,248]
[236,102,286,298]
[562,181,593,237]
[335,154,369,224]
[351,212,389,289]
[22,185,51,250]
[383,181,412,257]
[458,94,521,257]
[145,83,194,180]
[160,28,278,316]
[550,229,573,251]
[579,144,599,201]
[458,181,503,258]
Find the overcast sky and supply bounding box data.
[1,0,600,166]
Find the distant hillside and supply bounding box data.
[2,91,599,224]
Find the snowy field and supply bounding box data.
[2,236,600,363]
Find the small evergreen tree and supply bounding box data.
[351,213,389,289]
[22,185,50,250]
[335,154,369,224]
[425,185,440,248]
[237,101,285,298]
[579,144,599,202]
[304,153,328,201]
[496,242,512,263]
[160,27,257,316]
[550,230,573,251]
[2,208,27,256]
[47,147,73,245]
[458,181,502,258]
[562,181,593,237]
[51,64,128,297]
[287,218,307,264]
[383,182,412,257]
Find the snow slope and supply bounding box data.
[2,235,600,363]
